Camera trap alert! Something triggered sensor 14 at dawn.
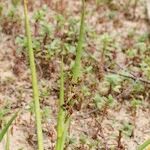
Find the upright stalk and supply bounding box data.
[56,59,70,150]
[72,0,85,82]
[23,1,44,150]
[56,59,65,150]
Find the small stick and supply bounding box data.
[88,54,150,84]
[117,130,123,149]
[105,67,150,85]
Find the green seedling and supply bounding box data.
[94,94,116,110]
[33,9,46,22]
[41,107,51,123]
[94,94,106,110]
[72,0,85,82]
[41,23,52,37]
[23,0,44,150]
[121,122,134,137]
[100,33,113,52]
[55,14,65,29]
[15,36,28,54]
[105,74,122,93]
[80,134,99,149]
[130,99,142,110]
[66,135,77,148]
[7,6,19,19]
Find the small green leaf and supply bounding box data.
[106,74,122,86]
[42,107,51,121]
[94,94,106,110]
[107,94,116,107]
[130,99,142,109]
[33,9,46,21]
[121,122,134,137]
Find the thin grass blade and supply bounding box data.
[138,139,150,150]
[0,111,18,142]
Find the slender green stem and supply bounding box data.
[56,58,71,150]
[72,0,85,82]
[59,118,70,150]
[23,1,44,150]
[56,58,66,150]
[138,139,150,150]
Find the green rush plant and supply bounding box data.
[72,0,85,82]
[138,139,150,150]
[0,111,18,142]
[56,59,70,150]
[23,0,44,150]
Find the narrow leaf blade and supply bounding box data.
[0,111,18,142]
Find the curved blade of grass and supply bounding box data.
[138,139,150,150]
[0,111,18,142]
[72,0,85,82]
[23,1,44,150]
